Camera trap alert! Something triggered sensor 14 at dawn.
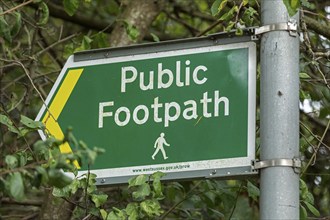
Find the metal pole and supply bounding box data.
[260,1,300,219]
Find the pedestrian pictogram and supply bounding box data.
[152,133,170,160]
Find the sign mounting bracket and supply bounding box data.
[249,19,298,40]
[252,158,301,174]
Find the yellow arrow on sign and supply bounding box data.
[42,68,84,168]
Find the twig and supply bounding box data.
[0,160,47,176]
[300,9,330,21]
[82,214,92,220]
[1,198,43,206]
[0,0,34,16]
[0,58,56,122]
[229,182,243,220]
[196,19,223,37]
[85,163,91,216]
[160,180,202,219]
[301,120,330,175]
[62,197,86,210]
[300,121,330,150]
[35,33,79,57]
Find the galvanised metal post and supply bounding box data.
[260,1,300,219]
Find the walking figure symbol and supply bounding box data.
[152,132,170,160]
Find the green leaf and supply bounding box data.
[0,114,19,134]
[242,7,258,26]
[48,169,72,188]
[10,12,22,37]
[150,33,160,42]
[219,5,238,21]
[9,172,25,201]
[91,194,108,208]
[301,0,315,9]
[218,0,228,14]
[211,0,227,16]
[283,0,300,17]
[21,115,44,129]
[132,184,151,200]
[37,2,49,25]
[100,209,108,220]
[303,201,320,217]
[243,0,249,6]
[74,36,93,53]
[107,208,126,220]
[235,28,243,36]
[140,199,163,217]
[128,174,147,187]
[35,166,49,184]
[299,72,311,79]
[225,21,235,32]
[125,203,139,220]
[123,21,139,41]
[0,14,12,43]
[151,172,165,199]
[63,0,79,16]
[247,181,259,202]
[300,204,307,220]
[5,155,18,169]
[92,32,109,48]
[52,184,72,197]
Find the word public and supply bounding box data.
[98,60,230,128]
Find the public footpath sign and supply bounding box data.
[36,35,257,184]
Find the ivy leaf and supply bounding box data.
[301,0,315,10]
[107,208,126,220]
[128,174,147,187]
[5,155,18,169]
[100,209,108,220]
[10,12,22,37]
[140,199,163,217]
[151,172,165,199]
[132,183,151,200]
[63,0,79,16]
[219,5,238,21]
[92,32,109,48]
[91,194,108,208]
[9,172,25,201]
[125,203,139,220]
[52,184,72,197]
[283,0,300,17]
[37,2,49,25]
[211,0,227,16]
[48,169,72,188]
[74,36,93,53]
[0,14,12,43]
[235,28,243,36]
[123,21,139,41]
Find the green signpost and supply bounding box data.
[36,36,256,184]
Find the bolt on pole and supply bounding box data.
[260,1,300,219]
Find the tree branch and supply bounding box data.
[304,16,330,39]
[45,2,115,34]
[109,0,166,47]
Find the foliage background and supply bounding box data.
[0,0,329,219]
